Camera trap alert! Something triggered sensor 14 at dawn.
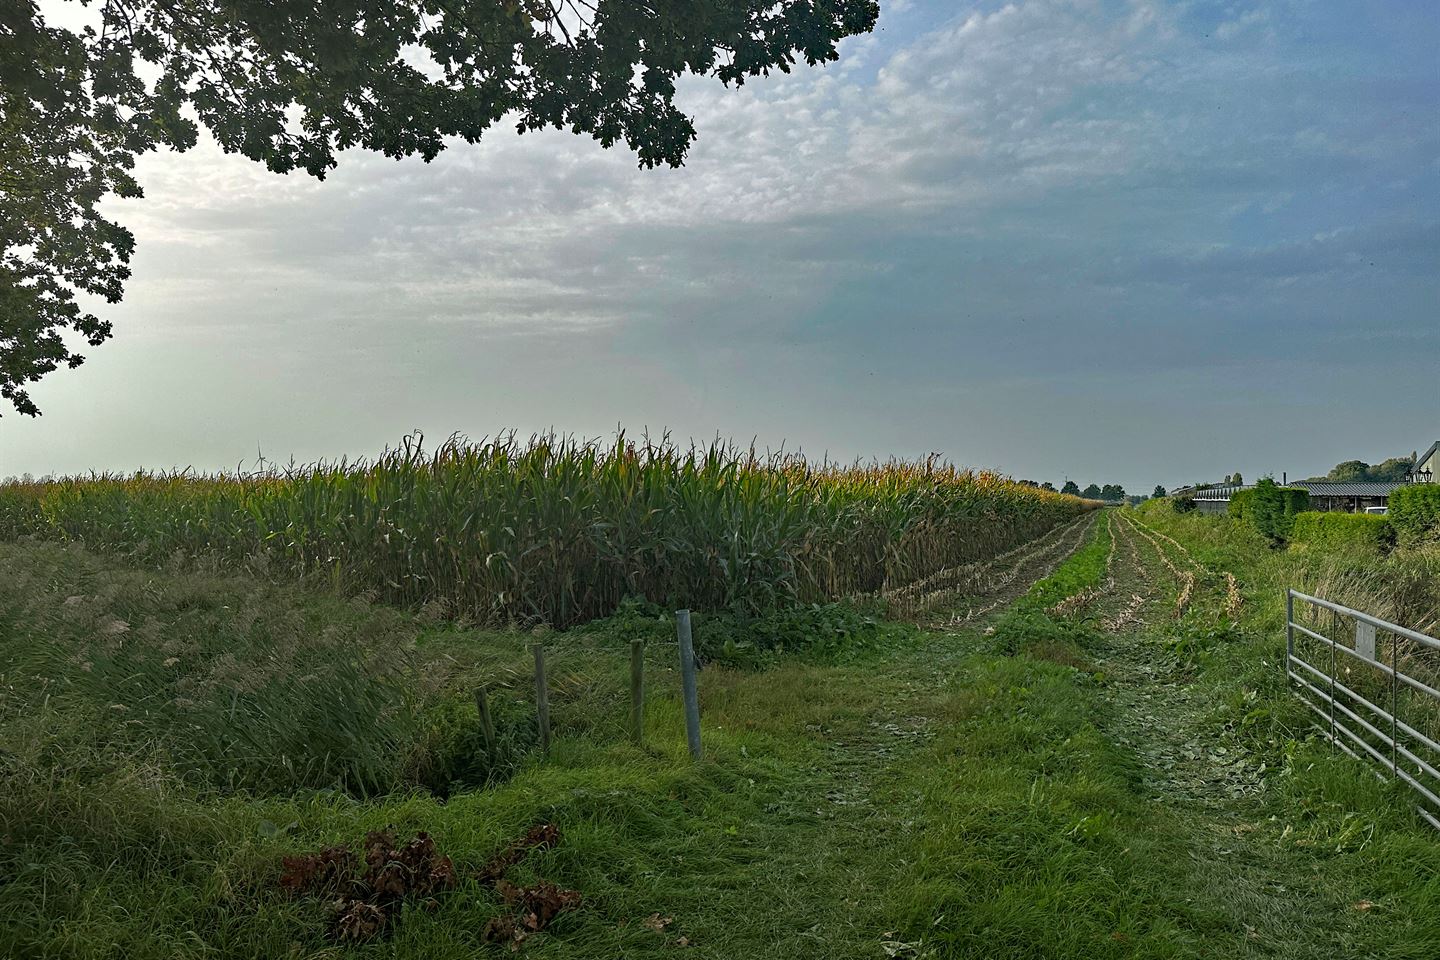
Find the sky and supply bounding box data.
[5,0,1438,492]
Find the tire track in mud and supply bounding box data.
[1045,511,1123,619]
[975,513,1367,956]
[1070,518,1346,956]
[1131,515,1245,621]
[921,510,1101,627]
[1103,513,1156,630]
[1077,513,1255,805]
[886,511,1095,613]
[1043,510,1157,632]
[1122,512,1201,619]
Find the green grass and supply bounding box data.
[0,538,936,957]
[1123,506,1440,957]
[1132,503,1440,757]
[2,512,1439,958]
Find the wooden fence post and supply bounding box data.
[630,639,645,744]
[474,685,497,753]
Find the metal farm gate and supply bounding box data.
[1286,589,1440,830]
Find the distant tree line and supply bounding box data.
[1027,479,1201,504]
[1306,455,1416,484]
[1050,480,1130,502]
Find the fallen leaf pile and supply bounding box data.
[279,822,580,949]
[477,822,580,952]
[279,829,457,942]
[481,880,583,950]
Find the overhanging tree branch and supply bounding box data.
[0,0,877,415]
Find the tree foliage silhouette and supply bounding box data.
[0,0,878,414]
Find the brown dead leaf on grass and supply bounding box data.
[482,915,527,951]
[365,830,457,900]
[498,880,582,932]
[478,829,578,955]
[335,901,387,941]
[279,845,356,899]
[278,829,457,942]
[478,822,560,883]
[280,822,573,948]
[475,823,580,951]
[481,881,581,950]
[644,913,674,932]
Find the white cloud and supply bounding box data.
[10,0,1437,493]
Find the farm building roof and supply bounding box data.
[1289,481,1408,497]
[1190,480,1410,501]
[1190,484,1248,500]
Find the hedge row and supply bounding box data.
[1229,479,1310,544]
[1389,485,1440,544]
[1290,511,1394,554]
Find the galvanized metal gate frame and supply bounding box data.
[1286,589,1440,830]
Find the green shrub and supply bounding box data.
[698,601,905,664]
[1290,512,1394,554]
[408,693,537,796]
[1389,485,1440,544]
[584,596,907,669]
[1229,479,1310,545]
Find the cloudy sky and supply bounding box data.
[6,0,1438,491]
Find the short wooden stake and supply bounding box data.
[473,685,496,753]
[676,609,702,760]
[629,639,645,744]
[532,643,551,755]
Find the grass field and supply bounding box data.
[2,493,1439,958]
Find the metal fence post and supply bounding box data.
[533,642,551,756]
[1391,630,1400,778]
[1285,590,1294,680]
[676,609,702,760]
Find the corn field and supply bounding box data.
[0,433,1095,627]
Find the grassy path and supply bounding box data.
[527,512,1119,958]
[1095,514,1327,955]
[689,506,1440,959]
[1081,512,1436,958]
